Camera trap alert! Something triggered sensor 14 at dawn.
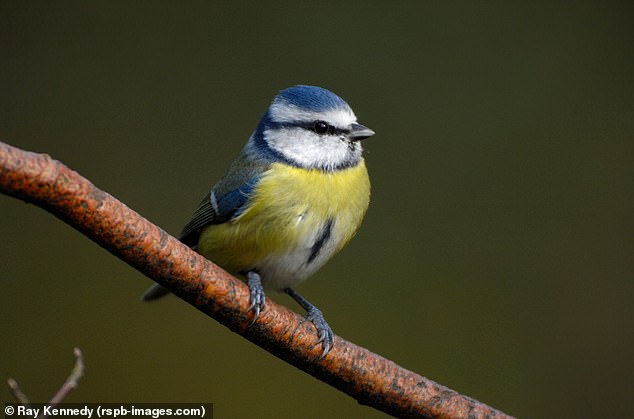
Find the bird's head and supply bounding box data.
[250,85,374,171]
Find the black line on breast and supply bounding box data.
[306,218,334,265]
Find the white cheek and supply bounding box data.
[265,128,357,169]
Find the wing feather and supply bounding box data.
[178,152,270,246]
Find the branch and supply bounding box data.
[47,348,84,407]
[8,347,84,415]
[7,378,31,405]
[0,141,513,419]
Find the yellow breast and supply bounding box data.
[197,160,370,289]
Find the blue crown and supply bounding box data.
[276,85,348,112]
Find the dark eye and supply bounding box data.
[312,120,330,134]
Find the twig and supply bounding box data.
[47,348,84,407]
[7,347,84,417]
[7,378,31,405]
[0,141,514,419]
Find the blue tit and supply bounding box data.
[143,85,374,356]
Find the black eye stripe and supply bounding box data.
[307,120,347,136]
[265,120,348,136]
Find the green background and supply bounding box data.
[1,2,633,418]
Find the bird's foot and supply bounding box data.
[304,306,334,358]
[247,271,266,325]
[284,288,334,358]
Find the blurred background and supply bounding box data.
[1,2,633,418]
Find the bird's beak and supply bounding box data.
[349,123,375,141]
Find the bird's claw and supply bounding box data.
[284,288,335,358]
[305,306,334,358]
[247,271,266,326]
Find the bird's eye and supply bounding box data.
[312,120,330,135]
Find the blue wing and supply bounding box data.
[178,177,258,246]
[215,179,258,222]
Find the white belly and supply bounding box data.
[256,217,341,290]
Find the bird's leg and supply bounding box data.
[284,288,334,358]
[247,271,266,325]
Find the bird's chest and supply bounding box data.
[245,162,369,237]
[236,162,370,283]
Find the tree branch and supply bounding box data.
[0,141,513,419]
[47,348,84,407]
[7,378,31,405]
[7,347,84,416]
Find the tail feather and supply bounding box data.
[141,284,171,301]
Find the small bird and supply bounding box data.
[142,85,374,356]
